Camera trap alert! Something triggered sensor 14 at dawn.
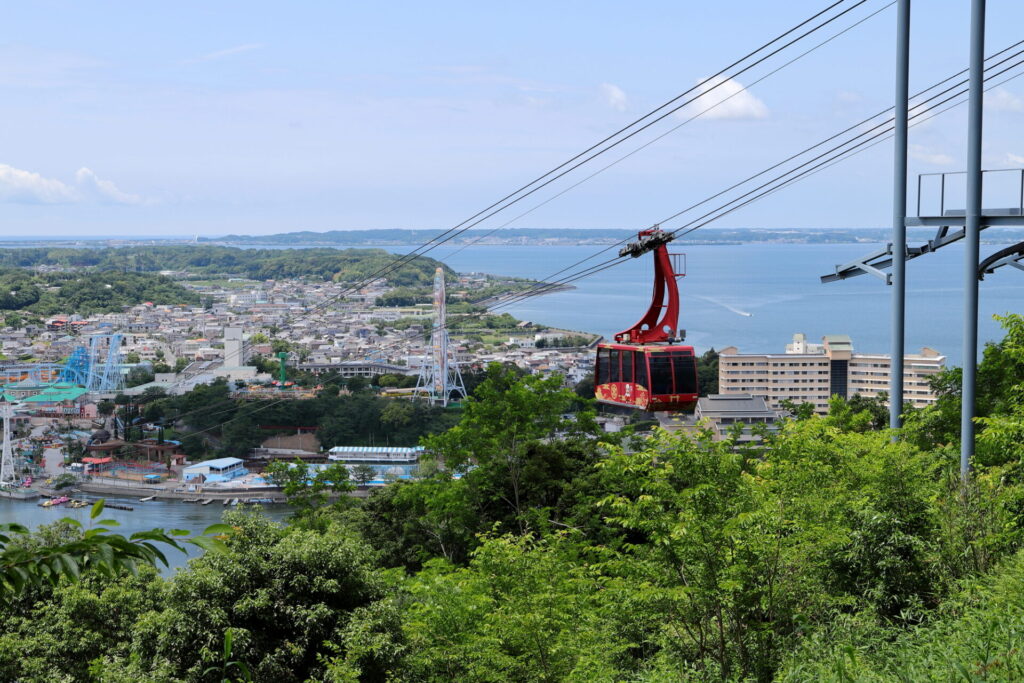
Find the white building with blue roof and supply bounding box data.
[326,446,424,485]
[182,457,248,483]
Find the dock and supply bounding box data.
[200,498,214,505]
[139,496,155,502]
[0,488,41,501]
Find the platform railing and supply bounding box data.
[917,168,1024,218]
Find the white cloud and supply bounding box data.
[184,43,265,64]
[836,90,863,105]
[986,88,1024,113]
[0,164,77,203]
[1005,153,1024,165]
[74,167,142,204]
[911,144,954,166]
[0,163,142,204]
[600,83,628,111]
[681,76,768,121]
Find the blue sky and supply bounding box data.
[2,0,1024,237]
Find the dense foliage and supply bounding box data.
[0,246,448,287]
[7,318,1024,681]
[140,378,460,459]
[0,267,201,314]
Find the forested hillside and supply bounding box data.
[4,317,1024,681]
[0,245,448,286]
[0,267,201,315]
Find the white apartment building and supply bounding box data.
[719,333,945,414]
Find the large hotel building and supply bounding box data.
[718,333,945,414]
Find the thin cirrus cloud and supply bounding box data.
[985,88,1024,113]
[0,163,143,205]
[681,75,768,120]
[910,144,954,167]
[182,43,265,64]
[600,83,628,112]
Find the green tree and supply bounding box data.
[422,365,597,528]
[697,347,720,394]
[109,512,395,682]
[351,463,377,487]
[264,459,353,513]
[392,534,624,682]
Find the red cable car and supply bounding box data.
[594,229,699,412]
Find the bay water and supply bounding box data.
[0,497,290,571]
[405,242,1024,366]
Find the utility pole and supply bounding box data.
[961,0,986,479]
[889,0,911,432]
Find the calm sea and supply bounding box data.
[387,242,1024,367]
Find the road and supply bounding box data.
[30,423,65,475]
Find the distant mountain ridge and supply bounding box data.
[201,227,1024,246]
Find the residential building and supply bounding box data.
[718,333,945,414]
[691,393,779,443]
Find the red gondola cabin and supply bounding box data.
[594,229,698,412]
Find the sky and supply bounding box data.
[2,0,1024,238]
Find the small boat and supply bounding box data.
[40,495,70,507]
[231,498,240,506]
[139,496,155,502]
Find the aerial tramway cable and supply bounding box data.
[255,0,879,331]
[440,0,896,262]
[484,45,1024,311]
[234,0,883,367]
[310,0,869,301]
[353,50,1024,371]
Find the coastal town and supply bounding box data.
[0,259,602,505]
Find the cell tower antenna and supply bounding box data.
[416,268,466,406]
[0,399,16,487]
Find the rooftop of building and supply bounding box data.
[183,457,244,470]
[822,334,852,351]
[695,393,776,418]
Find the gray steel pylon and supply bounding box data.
[0,401,15,487]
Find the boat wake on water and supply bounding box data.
[693,295,753,317]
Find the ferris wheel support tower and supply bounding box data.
[416,268,466,406]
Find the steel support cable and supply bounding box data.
[483,38,1024,301]
[665,53,1024,239]
[309,63,1024,373]
[233,1,875,363]
[441,0,897,263]
[487,54,1024,310]
[346,0,854,273]
[271,0,876,324]
[507,67,1024,307]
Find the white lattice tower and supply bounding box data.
[416,268,466,406]
[0,401,15,487]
